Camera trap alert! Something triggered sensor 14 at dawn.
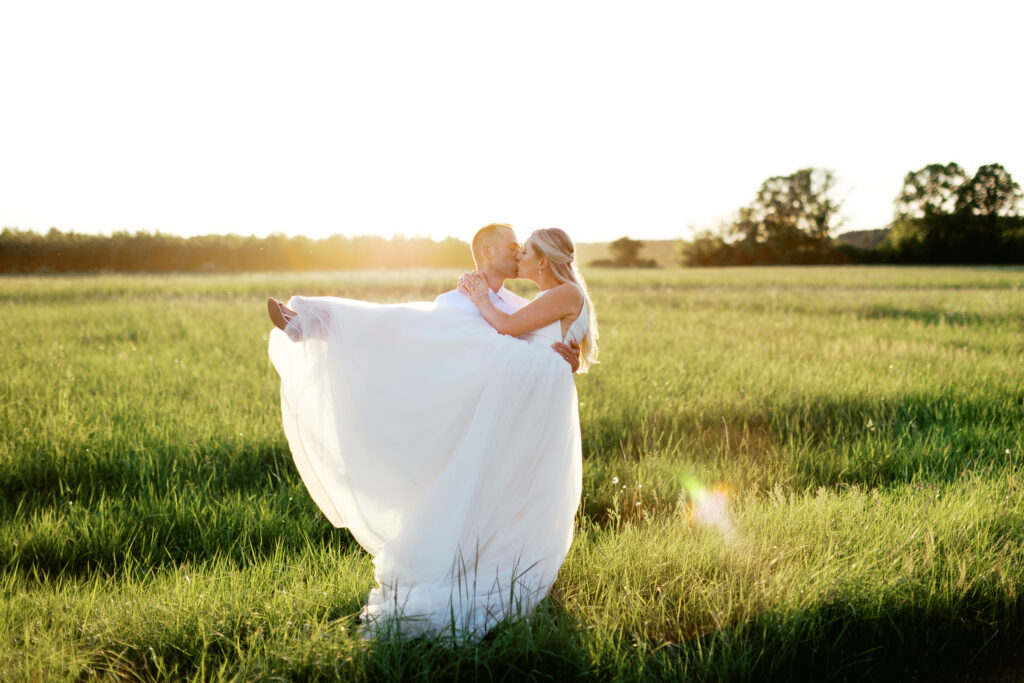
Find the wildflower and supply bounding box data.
[611,476,619,485]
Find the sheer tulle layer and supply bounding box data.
[268,296,582,640]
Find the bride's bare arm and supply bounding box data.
[457,274,583,371]
[460,277,582,338]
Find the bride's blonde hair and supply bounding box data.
[528,228,599,372]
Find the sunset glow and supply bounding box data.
[1,1,1021,244]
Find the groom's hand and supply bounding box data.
[551,339,582,373]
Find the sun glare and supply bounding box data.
[1,2,1021,243]
[680,475,737,539]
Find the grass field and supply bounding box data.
[2,266,1023,681]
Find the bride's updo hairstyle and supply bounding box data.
[529,228,599,372]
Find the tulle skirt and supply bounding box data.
[267,296,582,640]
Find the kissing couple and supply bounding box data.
[267,224,599,641]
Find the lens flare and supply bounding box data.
[680,475,736,538]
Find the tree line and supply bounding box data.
[0,229,474,273]
[5,162,1021,273]
[885,162,1024,263]
[679,163,1024,266]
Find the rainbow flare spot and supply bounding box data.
[680,475,736,538]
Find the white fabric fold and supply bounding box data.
[268,296,582,641]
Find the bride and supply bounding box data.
[266,227,598,641]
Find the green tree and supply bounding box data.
[729,168,844,263]
[886,162,1023,263]
[678,230,733,267]
[955,163,1022,217]
[894,162,969,220]
[608,237,644,266]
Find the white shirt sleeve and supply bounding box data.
[436,285,531,317]
[434,289,479,315]
[497,287,530,313]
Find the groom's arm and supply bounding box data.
[434,289,479,315]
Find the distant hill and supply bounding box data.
[834,228,890,250]
[576,240,679,267]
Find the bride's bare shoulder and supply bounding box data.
[555,282,583,302]
[547,283,583,312]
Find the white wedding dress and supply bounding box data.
[267,290,587,641]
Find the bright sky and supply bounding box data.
[1,1,1021,245]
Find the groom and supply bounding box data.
[435,223,581,372]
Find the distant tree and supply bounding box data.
[586,236,657,268]
[677,230,733,267]
[894,162,970,221]
[729,168,844,264]
[678,168,846,266]
[885,162,1024,263]
[955,163,1022,217]
[608,237,644,266]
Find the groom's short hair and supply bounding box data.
[472,223,513,266]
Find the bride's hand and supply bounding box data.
[457,272,475,296]
[458,272,488,303]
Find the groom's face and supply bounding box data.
[492,229,521,279]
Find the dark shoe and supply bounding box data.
[267,298,296,331]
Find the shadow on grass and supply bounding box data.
[675,593,1024,683]
[2,514,356,582]
[0,437,299,509]
[80,598,593,682]
[4,388,1021,576]
[773,390,1023,490]
[75,591,1024,682]
[584,389,1022,491]
[859,303,1021,327]
[0,438,359,580]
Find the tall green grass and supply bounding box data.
[2,266,1023,680]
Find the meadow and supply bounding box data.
[1,266,1023,681]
